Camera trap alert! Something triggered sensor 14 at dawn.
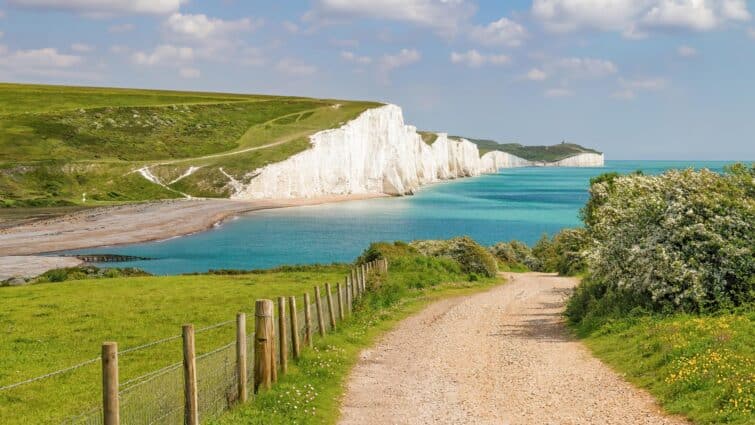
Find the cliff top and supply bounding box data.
[463,138,602,162]
[0,83,380,207]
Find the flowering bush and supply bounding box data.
[584,165,754,312]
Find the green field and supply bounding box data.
[0,83,380,207]
[0,266,349,424]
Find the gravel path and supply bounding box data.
[339,272,690,425]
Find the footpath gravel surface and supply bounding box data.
[339,272,690,425]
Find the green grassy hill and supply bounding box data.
[0,83,380,207]
[462,137,601,161]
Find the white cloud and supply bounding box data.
[469,17,527,47]
[526,68,548,81]
[282,21,299,34]
[179,67,200,79]
[71,43,94,53]
[378,48,421,83]
[341,51,372,65]
[612,89,636,100]
[613,77,667,100]
[8,47,82,67]
[110,45,129,54]
[132,44,193,66]
[0,47,101,80]
[532,0,751,36]
[556,57,618,78]
[7,0,184,16]
[450,50,510,67]
[620,77,667,90]
[275,58,317,76]
[164,13,262,42]
[545,88,574,97]
[108,23,134,33]
[677,45,697,57]
[306,0,475,33]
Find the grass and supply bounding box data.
[212,261,501,424]
[0,83,381,206]
[0,265,349,424]
[576,311,754,424]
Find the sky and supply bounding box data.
[0,0,754,160]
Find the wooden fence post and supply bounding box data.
[346,276,352,313]
[351,269,358,298]
[182,324,199,425]
[314,286,326,336]
[362,264,367,291]
[236,313,247,404]
[102,342,119,425]
[254,299,273,393]
[277,297,288,376]
[336,282,344,320]
[303,293,313,347]
[289,296,301,359]
[326,283,337,331]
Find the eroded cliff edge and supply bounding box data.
[229,104,602,200]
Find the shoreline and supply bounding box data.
[0,194,386,268]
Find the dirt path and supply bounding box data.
[339,273,689,425]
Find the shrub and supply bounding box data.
[489,240,533,269]
[577,165,754,316]
[410,236,498,278]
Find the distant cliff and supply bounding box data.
[465,139,603,165]
[230,105,603,200]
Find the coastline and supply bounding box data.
[0,193,386,259]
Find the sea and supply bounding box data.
[66,160,733,275]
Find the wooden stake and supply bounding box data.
[236,313,247,404]
[182,325,199,425]
[303,292,313,347]
[101,342,119,425]
[315,286,326,336]
[326,283,337,331]
[336,282,344,320]
[346,276,353,312]
[289,296,301,359]
[277,297,288,376]
[254,300,273,393]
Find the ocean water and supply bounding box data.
[67,160,733,275]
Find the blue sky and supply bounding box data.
[0,0,754,160]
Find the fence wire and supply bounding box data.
[52,263,380,425]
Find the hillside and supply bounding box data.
[0,83,380,207]
[463,138,601,162]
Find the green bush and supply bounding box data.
[410,236,498,278]
[570,165,754,322]
[489,240,533,270]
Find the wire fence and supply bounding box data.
[2,259,386,425]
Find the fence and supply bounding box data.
[16,258,387,425]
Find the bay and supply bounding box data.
[67,160,733,274]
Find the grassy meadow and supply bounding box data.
[0,83,380,207]
[577,312,754,424]
[0,266,349,424]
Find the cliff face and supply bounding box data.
[535,153,605,167]
[229,104,601,200]
[231,105,518,200]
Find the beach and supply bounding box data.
[0,194,385,279]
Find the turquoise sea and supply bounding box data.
[68,160,733,275]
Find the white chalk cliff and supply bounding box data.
[532,152,604,167]
[229,104,602,200]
